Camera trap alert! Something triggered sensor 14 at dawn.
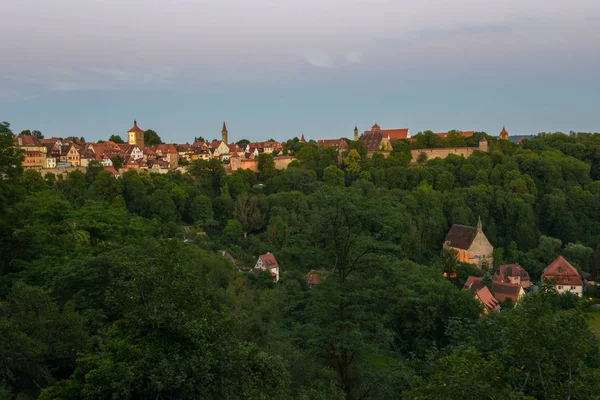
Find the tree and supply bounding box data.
[343,149,362,177]
[234,192,265,239]
[258,153,276,181]
[85,160,104,184]
[19,129,44,139]
[194,136,206,143]
[146,189,177,222]
[236,139,250,148]
[111,155,123,170]
[21,169,47,193]
[323,165,345,187]
[144,129,163,145]
[108,134,125,144]
[223,219,243,243]
[188,195,213,226]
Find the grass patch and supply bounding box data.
[588,309,600,343]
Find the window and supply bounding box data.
[558,286,563,289]
[571,286,576,290]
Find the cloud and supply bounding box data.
[305,53,335,68]
[345,52,363,64]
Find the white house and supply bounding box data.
[541,256,583,297]
[254,252,280,282]
[45,157,56,169]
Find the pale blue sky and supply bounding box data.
[2,0,599,142]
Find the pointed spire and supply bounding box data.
[134,119,137,126]
[301,134,305,143]
[477,216,482,232]
[222,121,227,132]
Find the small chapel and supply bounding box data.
[444,217,494,269]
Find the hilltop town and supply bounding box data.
[15,120,517,175]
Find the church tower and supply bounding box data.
[221,121,228,144]
[499,126,509,140]
[128,120,145,148]
[354,126,359,141]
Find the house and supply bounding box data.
[443,217,493,268]
[103,166,120,177]
[254,252,280,282]
[306,270,324,287]
[15,135,47,168]
[65,143,82,166]
[465,276,525,305]
[541,256,583,297]
[493,282,525,304]
[493,264,531,289]
[363,124,411,141]
[317,139,349,152]
[45,157,57,168]
[211,140,230,157]
[475,286,501,313]
[463,278,501,314]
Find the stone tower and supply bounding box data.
[354,126,359,141]
[499,126,509,140]
[221,121,228,144]
[128,120,145,148]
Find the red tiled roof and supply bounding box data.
[493,281,522,303]
[306,270,322,286]
[128,120,144,133]
[435,131,475,138]
[317,139,348,150]
[541,256,583,286]
[15,135,41,147]
[494,264,530,283]
[104,166,119,176]
[364,124,409,141]
[476,286,501,312]
[211,140,224,149]
[259,253,279,270]
[499,126,509,139]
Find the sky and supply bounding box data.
[2,0,600,143]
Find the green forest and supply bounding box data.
[3,121,600,399]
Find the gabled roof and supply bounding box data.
[15,135,42,147]
[494,264,530,283]
[541,256,583,286]
[221,251,235,262]
[476,286,501,312]
[364,124,409,141]
[317,139,348,150]
[211,140,224,149]
[104,166,119,176]
[128,120,144,133]
[499,126,509,139]
[493,281,522,303]
[362,132,388,151]
[259,253,279,270]
[444,224,477,250]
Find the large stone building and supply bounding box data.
[444,217,494,268]
[127,120,145,149]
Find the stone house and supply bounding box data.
[444,217,494,268]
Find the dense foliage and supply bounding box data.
[2,121,600,399]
